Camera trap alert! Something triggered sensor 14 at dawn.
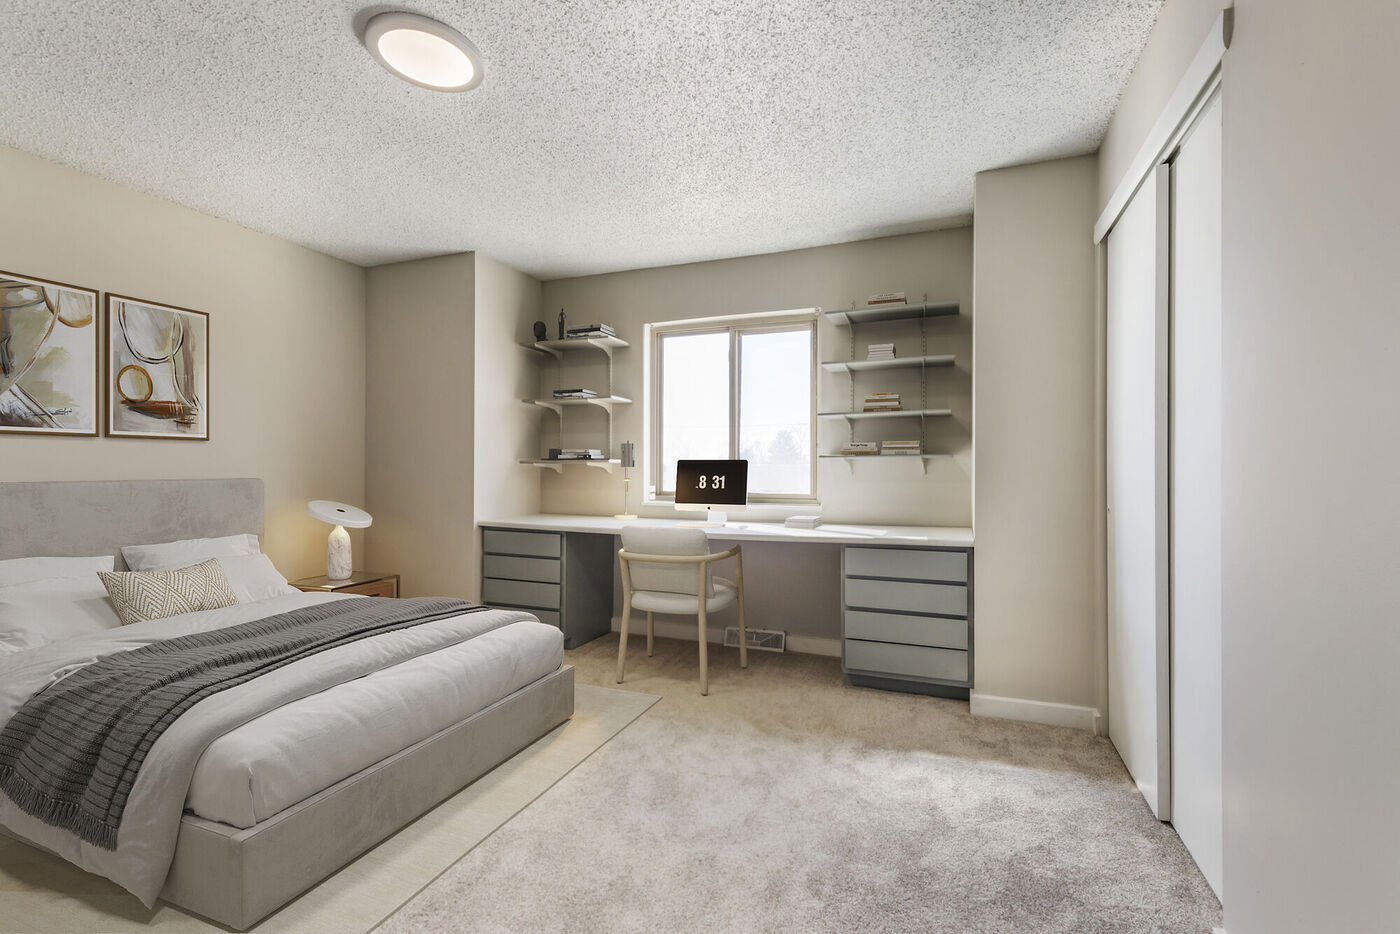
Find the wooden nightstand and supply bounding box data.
[291,572,400,598]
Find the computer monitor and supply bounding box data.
[674,459,748,527]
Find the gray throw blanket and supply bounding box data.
[0,596,483,850]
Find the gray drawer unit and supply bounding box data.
[480,527,613,649]
[844,610,968,650]
[481,578,560,610]
[841,544,973,699]
[845,639,969,684]
[482,529,562,558]
[844,578,967,617]
[482,554,562,584]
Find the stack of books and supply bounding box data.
[552,388,598,399]
[864,392,901,412]
[566,323,615,340]
[867,292,906,306]
[784,516,822,530]
[867,343,896,361]
[882,440,922,456]
[839,441,880,456]
[547,448,605,461]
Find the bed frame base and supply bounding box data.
[160,664,575,930]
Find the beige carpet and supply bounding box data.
[378,635,1223,934]
[0,683,656,934]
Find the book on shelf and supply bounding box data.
[881,440,922,456]
[565,324,615,338]
[866,343,896,360]
[866,391,899,399]
[552,388,598,398]
[839,441,881,456]
[866,292,906,306]
[547,448,605,460]
[863,404,902,412]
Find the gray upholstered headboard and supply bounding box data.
[0,479,263,569]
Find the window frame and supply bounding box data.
[649,311,818,505]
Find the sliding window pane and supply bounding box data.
[660,331,730,492]
[739,328,811,495]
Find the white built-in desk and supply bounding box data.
[478,515,976,698]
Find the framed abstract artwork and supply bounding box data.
[105,294,209,440]
[0,269,99,436]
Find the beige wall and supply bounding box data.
[972,155,1101,713]
[1098,0,1224,213]
[1102,1,1400,928]
[473,254,543,522]
[0,145,366,579]
[364,254,476,599]
[539,229,974,526]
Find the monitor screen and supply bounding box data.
[675,459,748,507]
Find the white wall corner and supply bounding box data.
[970,692,1102,733]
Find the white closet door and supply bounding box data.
[1169,91,1223,897]
[1106,165,1171,820]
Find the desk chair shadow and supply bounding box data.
[616,526,747,695]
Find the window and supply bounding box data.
[651,315,815,501]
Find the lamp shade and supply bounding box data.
[307,500,373,528]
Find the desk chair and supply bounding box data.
[616,526,746,695]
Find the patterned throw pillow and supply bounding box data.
[98,558,240,626]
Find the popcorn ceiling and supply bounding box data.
[1,0,1162,278]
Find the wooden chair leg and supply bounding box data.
[697,602,709,696]
[735,552,748,669]
[646,611,655,656]
[616,602,632,684]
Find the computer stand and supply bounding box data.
[678,509,728,528]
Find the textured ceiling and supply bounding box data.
[1,1,1162,278]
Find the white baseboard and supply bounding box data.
[970,692,1102,733]
[609,615,841,658]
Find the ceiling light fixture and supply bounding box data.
[362,11,482,92]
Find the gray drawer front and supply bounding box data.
[845,578,967,617]
[845,546,967,582]
[482,554,561,583]
[482,577,560,610]
[844,610,968,650]
[484,605,561,630]
[845,639,968,684]
[482,529,562,558]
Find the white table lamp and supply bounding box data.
[307,500,373,580]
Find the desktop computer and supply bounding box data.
[674,459,747,527]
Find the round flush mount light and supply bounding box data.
[363,11,482,92]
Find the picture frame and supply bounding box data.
[105,293,210,440]
[0,269,100,437]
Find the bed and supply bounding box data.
[0,478,573,930]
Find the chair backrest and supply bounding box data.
[620,526,714,597]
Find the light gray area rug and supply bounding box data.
[0,683,656,934]
[379,636,1222,934]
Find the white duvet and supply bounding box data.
[0,592,561,906]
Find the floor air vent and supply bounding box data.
[723,626,786,653]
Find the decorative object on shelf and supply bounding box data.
[557,309,566,339]
[307,500,373,581]
[532,320,547,341]
[105,294,209,440]
[866,292,905,306]
[0,268,99,436]
[614,441,638,519]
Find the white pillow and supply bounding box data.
[121,534,260,572]
[0,555,115,587]
[216,553,298,604]
[0,576,123,652]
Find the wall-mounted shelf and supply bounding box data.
[522,336,629,360]
[818,408,952,422]
[818,453,949,476]
[524,395,632,415]
[820,354,955,374]
[824,301,959,327]
[519,459,621,474]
